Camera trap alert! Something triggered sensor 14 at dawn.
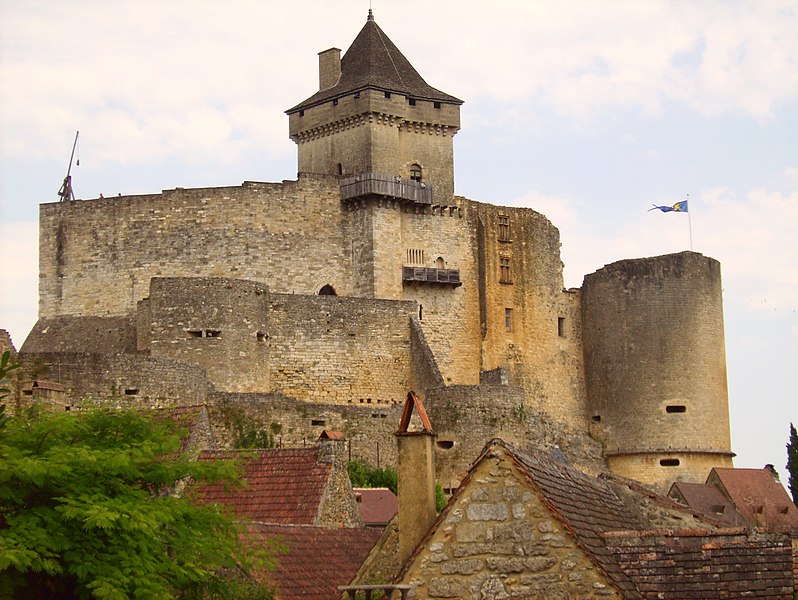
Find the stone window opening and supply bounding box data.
[299,109,304,117]
[311,419,326,426]
[436,440,455,449]
[505,308,513,332]
[384,91,391,99]
[188,329,221,338]
[498,215,510,241]
[124,388,139,396]
[406,248,425,265]
[592,415,601,423]
[205,329,221,338]
[337,163,343,176]
[256,331,268,342]
[499,257,512,284]
[354,91,360,99]
[660,458,680,467]
[408,97,416,106]
[332,98,339,106]
[435,256,445,269]
[419,304,423,320]
[319,284,337,296]
[558,317,566,338]
[666,405,686,413]
[410,164,422,182]
[434,101,441,109]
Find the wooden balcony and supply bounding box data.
[340,173,433,205]
[402,266,462,287]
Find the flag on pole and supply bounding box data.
[648,200,688,213]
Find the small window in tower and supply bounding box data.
[410,164,422,182]
[384,91,392,99]
[408,97,416,106]
[332,98,338,106]
[592,415,601,423]
[337,163,343,176]
[188,329,203,338]
[558,317,566,338]
[354,92,360,99]
[660,458,680,467]
[436,440,455,449]
[436,256,445,269]
[299,110,305,117]
[205,330,221,338]
[505,308,513,332]
[124,388,139,396]
[500,257,512,284]
[434,101,441,109]
[498,215,510,241]
[666,405,687,413]
[256,331,268,342]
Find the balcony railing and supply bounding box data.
[340,173,433,205]
[402,266,461,286]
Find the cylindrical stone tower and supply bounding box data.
[581,251,734,489]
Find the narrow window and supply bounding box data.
[332,98,338,106]
[410,164,422,182]
[337,163,343,176]
[408,97,416,106]
[419,304,423,320]
[660,458,680,467]
[354,91,360,99]
[384,91,391,99]
[434,101,441,109]
[666,405,686,413]
[436,440,455,449]
[299,109,305,117]
[124,388,139,396]
[311,419,326,426]
[188,329,203,338]
[592,415,601,423]
[500,257,512,283]
[436,256,445,269]
[205,330,221,338]
[498,215,510,241]
[558,317,566,338]
[505,308,513,332]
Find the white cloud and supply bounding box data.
[0,221,38,348]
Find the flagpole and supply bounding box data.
[687,193,693,251]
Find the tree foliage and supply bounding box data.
[347,460,397,495]
[788,422,798,508]
[0,407,275,599]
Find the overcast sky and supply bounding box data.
[1,1,796,481]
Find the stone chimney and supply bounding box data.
[318,47,341,91]
[316,431,364,528]
[395,391,437,565]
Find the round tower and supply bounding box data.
[581,251,734,489]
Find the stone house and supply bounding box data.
[194,432,381,599]
[353,418,797,598]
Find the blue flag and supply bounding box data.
[649,200,688,213]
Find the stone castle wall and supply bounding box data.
[38,175,351,319]
[581,251,733,487]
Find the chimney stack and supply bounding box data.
[395,392,437,565]
[318,48,341,91]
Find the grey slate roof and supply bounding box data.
[287,11,462,113]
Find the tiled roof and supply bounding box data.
[353,487,398,526]
[195,448,330,524]
[668,481,747,527]
[288,13,461,113]
[710,467,798,529]
[248,523,381,600]
[605,528,795,599]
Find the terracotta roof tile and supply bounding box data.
[353,487,398,526]
[195,448,330,524]
[668,481,747,527]
[604,529,795,599]
[248,523,382,600]
[709,467,798,529]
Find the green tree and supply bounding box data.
[0,408,276,599]
[787,422,798,508]
[347,460,397,494]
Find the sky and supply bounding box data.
[1,1,796,482]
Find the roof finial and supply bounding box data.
[367,8,374,21]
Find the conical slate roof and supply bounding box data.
[287,11,462,113]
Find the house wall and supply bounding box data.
[398,449,621,599]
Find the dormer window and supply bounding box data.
[410,164,422,182]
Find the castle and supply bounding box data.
[10,11,734,491]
